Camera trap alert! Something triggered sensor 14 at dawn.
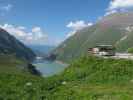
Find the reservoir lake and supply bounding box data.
[33,61,67,77]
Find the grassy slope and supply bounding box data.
[54,25,97,62]
[55,25,125,62]
[54,12,133,63]
[49,56,133,100]
[1,56,133,99]
[0,54,30,74]
[116,31,133,51]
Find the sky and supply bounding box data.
[0,0,133,46]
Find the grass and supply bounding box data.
[127,47,133,53]
[1,56,133,99]
[47,56,133,100]
[0,54,29,74]
[54,24,126,63]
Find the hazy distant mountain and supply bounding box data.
[54,12,133,62]
[0,28,35,61]
[29,45,55,56]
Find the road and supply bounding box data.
[109,53,133,60]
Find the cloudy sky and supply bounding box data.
[0,0,133,46]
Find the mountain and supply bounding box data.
[0,28,40,75]
[54,12,133,62]
[0,28,36,62]
[29,45,55,56]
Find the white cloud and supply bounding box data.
[105,9,118,16]
[67,20,92,31]
[66,30,77,38]
[17,26,26,30]
[0,4,13,16]
[0,4,13,11]
[106,0,133,16]
[109,0,133,10]
[0,24,48,45]
[32,27,41,33]
[66,20,93,37]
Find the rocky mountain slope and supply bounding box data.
[0,28,36,62]
[54,12,133,62]
[29,45,54,56]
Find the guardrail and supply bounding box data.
[111,53,133,60]
[95,53,133,60]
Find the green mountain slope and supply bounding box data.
[0,28,39,75]
[0,54,27,74]
[49,56,133,100]
[54,12,133,62]
[0,54,40,75]
[116,31,133,51]
[0,28,36,61]
[1,56,133,100]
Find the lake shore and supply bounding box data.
[55,60,69,67]
[33,59,68,77]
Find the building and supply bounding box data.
[88,45,115,56]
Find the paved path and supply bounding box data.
[111,53,133,60]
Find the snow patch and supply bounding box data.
[125,26,133,32]
[120,35,127,41]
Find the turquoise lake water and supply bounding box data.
[33,61,67,77]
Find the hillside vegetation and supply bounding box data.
[0,54,41,76]
[1,56,133,100]
[54,12,133,62]
[0,54,29,74]
[127,47,133,53]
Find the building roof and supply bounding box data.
[96,45,113,47]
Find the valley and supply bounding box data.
[1,2,133,99]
